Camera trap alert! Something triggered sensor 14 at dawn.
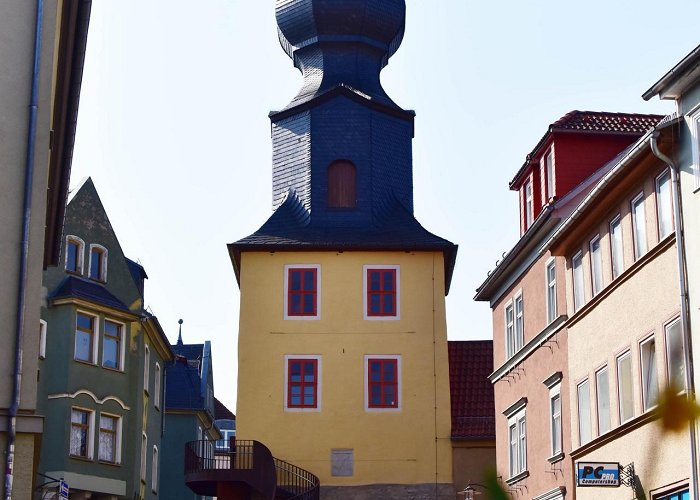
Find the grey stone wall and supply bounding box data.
[321,483,455,500]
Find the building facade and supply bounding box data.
[547,119,692,499]
[37,178,173,499]
[229,1,457,498]
[0,1,91,496]
[475,112,662,500]
[162,335,218,500]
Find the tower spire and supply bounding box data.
[177,318,183,347]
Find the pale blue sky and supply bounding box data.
[71,0,700,411]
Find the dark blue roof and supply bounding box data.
[125,258,147,297]
[229,192,457,293]
[50,276,131,312]
[165,358,204,410]
[174,343,204,362]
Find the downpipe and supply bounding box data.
[5,0,44,498]
[651,131,698,500]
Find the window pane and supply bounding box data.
[656,172,673,239]
[506,305,514,358]
[666,319,686,391]
[70,409,90,457]
[632,194,647,259]
[546,262,556,324]
[641,338,658,411]
[590,237,603,295]
[546,150,554,199]
[303,271,315,291]
[596,367,610,435]
[578,380,591,445]
[551,394,561,455]
[525,181,533,227]
[382,271,394,291]
[610,217,624,279]
[618,352,634,423]
[90,249,102,279]
[75,330,92,362]
[67,242,78,272]
[99,415,117,462]
[514,296,524,351]
[103,321,121,369]
[290,271,301,291]
[573,253,584,311]
[509,424,517,475]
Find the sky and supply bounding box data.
[70,0,700,412]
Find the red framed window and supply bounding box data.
[368,358,398,408]
[287,359,318,408]
[287,268,317,316]
[366,269,397,317]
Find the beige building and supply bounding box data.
[0,0,91,497]
[547,122,692,499]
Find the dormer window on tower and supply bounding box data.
[65,235,85,274]
[327,161,357,208]
[89,244,108,282]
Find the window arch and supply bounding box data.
[88,244,108,281]
[65,235,85,274]
[327,160,356,208]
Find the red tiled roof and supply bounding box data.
[448,340,495,440]
[550,110,663,134]
[214,397,235,421]
[509,110,664,189]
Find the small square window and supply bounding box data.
[363,266,400,320]
[364,355,401,412]
[284,265,320,320]
[285,356,321,411]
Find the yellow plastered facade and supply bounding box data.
[236,250,452,486]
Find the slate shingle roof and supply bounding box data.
[50,276,131,313]
[165,357,204,410]
[214,397,235,420]
[174,342,204,362]
[228,192,458,292]
[448,340,495,440]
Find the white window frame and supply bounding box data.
[363,265,400,320]
[545,258,557,324]
[70,407,95,459]
[39,319,47,359]
[640,334,659,412]
[665,317,686,392]
[545,148,555,200]
[506,403,527,478]
[75,310,99,364]
[595,366,610,436]
[655,171,674,240]
[617,350,635,424]
[525,179,534,229]
[572,251,585,312]
[151,445,159,493]
[65,235,85,274]
[364,354,401,413]
[102,318,125,371]
[284,264,321,320]
[505,302,515,359]
[549,382,562,458]
[98,412,122,464]
[610,215,624,279]
[284,354,322,413]
[590,235,603,296]
[514,292,524,352]
[577,378,592,446]
[688,109,700,188]
[631,192,648,260]
[154,363,161,409]
[144,345,150,395]
[140,432,148,482]
[88,243,108,282]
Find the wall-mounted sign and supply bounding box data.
[576,462,621,487]
[58,479,69,499]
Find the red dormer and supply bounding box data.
[510,111,663,236]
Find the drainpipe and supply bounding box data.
[5,0,45,498]
[650,131,698,500]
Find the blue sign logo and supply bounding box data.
[59,479,69,499]
[576,462,620,487]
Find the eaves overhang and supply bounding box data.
[144,314,176,362]
[474,205,557,302]
[643,44,700,101]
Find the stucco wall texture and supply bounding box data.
[236,251,452,490]
[490,251,572,499]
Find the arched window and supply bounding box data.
[327,160,356,208]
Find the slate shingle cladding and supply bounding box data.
[234,0,457,294]
[50,275,131,312]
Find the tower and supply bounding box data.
[229,1,457,497]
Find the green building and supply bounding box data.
[36,178,174,499]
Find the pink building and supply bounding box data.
[475,111,661,500]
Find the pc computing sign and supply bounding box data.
[576,462,621,487]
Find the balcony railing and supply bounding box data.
[184,439,319,500]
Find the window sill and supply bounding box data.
[102,365,124,374]
[74,359,97,367]
[98,460,121,467]
[69,454,92,462]
[66,269,83,277]
[506,470,529,486]
[547,452,565,464]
